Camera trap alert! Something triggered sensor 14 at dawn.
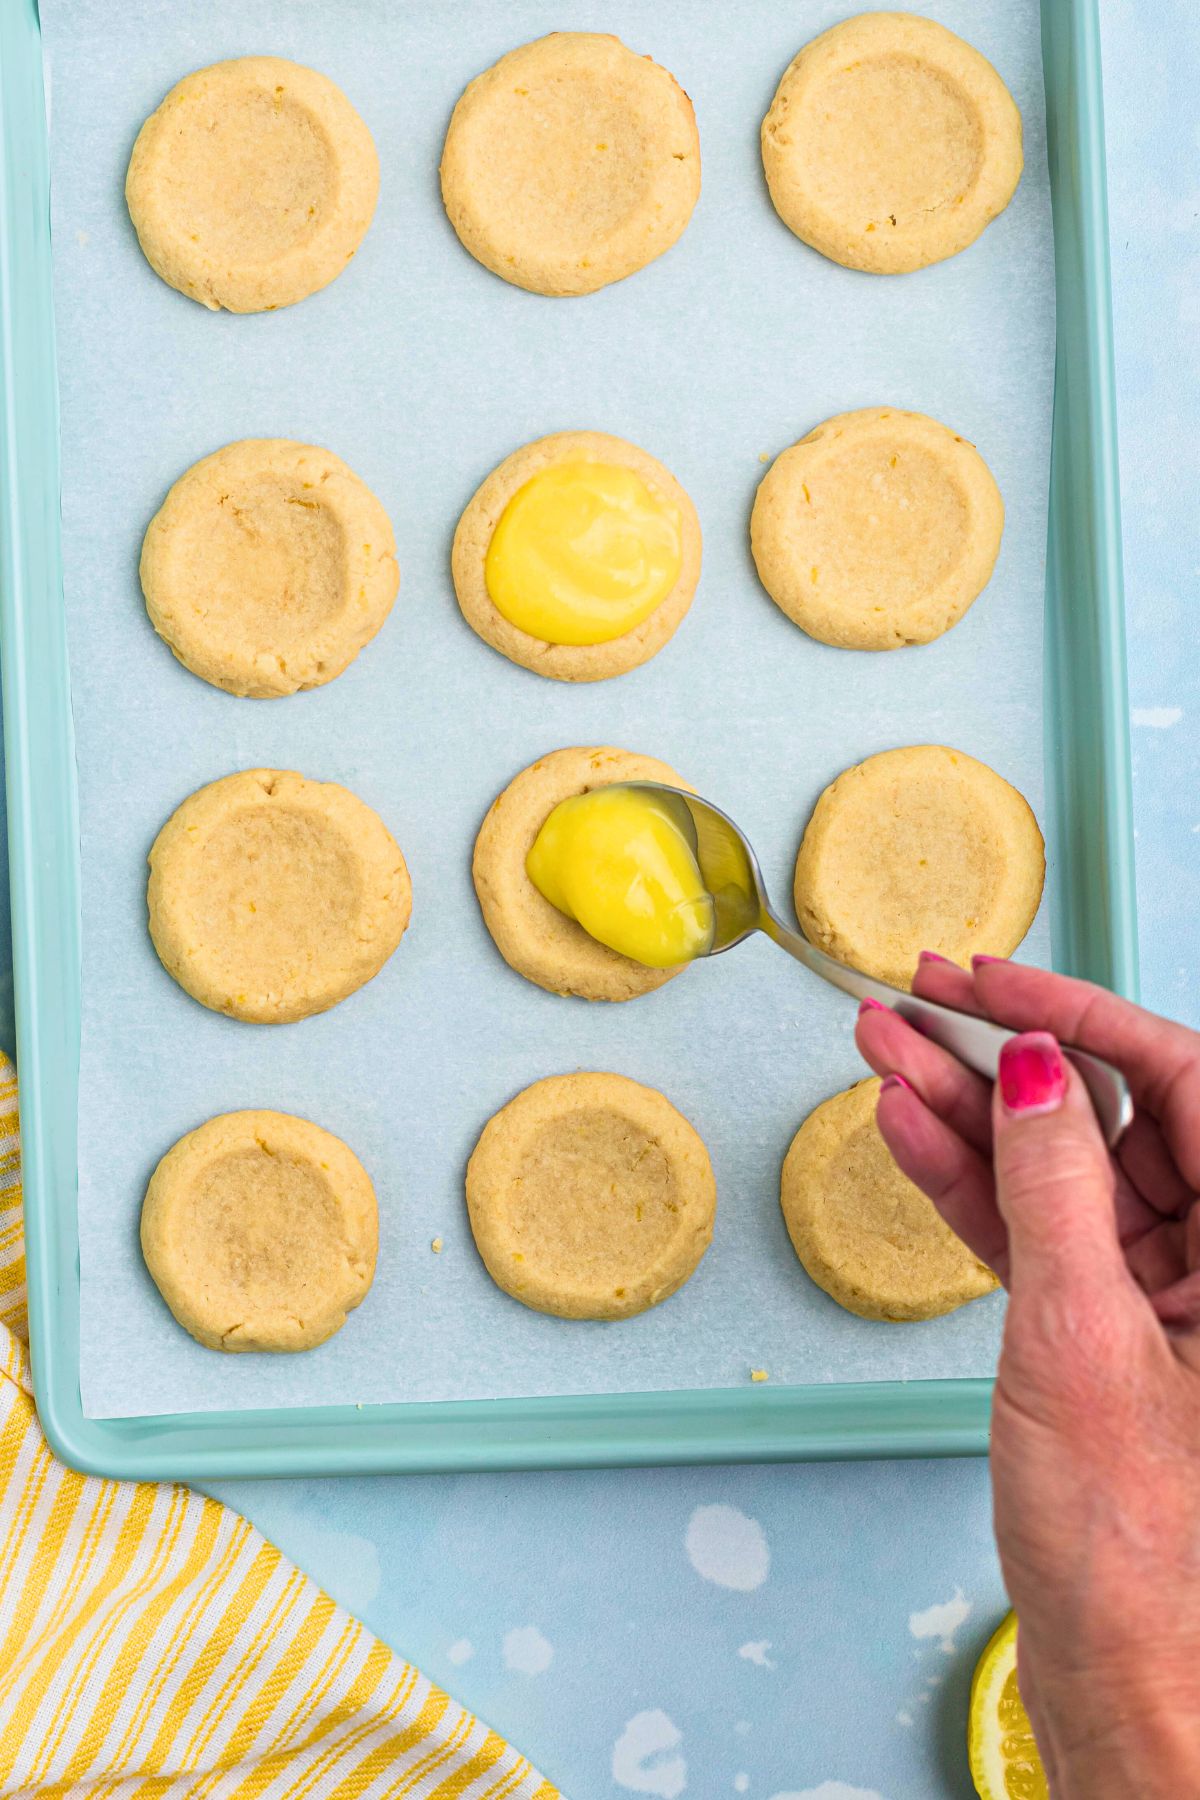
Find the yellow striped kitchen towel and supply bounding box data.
[0,1054,558,1799]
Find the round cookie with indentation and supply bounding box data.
[467,1072,716,1319]
[782,1078,997,1320]
[126,56,379,312]
[141,440,399,697]
[440,33,700,297]
[474,746,692,1001]
[793,745,1044,990]
[452,432,701,681]
[761,13,1022,275]
[751,409,1003,650]
[148,769,411,1023]
[141,1109,378,1351]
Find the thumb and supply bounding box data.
[992,1031,1127,1300]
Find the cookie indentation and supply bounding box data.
[127,57,379,312]
[751,410,1003,650]
[440,33,700,297]
[467,1073,716,1318]
[792,744,1044,990]
[762,15,1022,275]
[141,1109,378,1351]
[148,769,411,1023]
[781,1079,998,1320]
[141,440,398,697]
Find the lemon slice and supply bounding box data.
[968,1611,1049,1799]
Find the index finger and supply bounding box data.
[970,960,1199,1116]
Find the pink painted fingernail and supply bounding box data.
[858,997,889,1015]
[918,949,952,965]
[972,954,1006,968]
[880,1073,913,1096]
[998,1032,1066,1116]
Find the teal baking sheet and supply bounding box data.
[0,0,1135,1477]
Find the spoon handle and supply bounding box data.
[760,912,1134,1147]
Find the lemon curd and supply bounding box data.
[484,461,682,646]
[526,787,714,968]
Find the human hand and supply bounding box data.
[855,957,1200,1799]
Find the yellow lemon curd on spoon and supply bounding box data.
[526,788,715,967]
[485,462,682,646]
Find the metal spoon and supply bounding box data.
[615,781,1133,1147]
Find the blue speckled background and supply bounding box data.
[5,1,1196,1794]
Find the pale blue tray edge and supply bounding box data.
[0,0,1135,1479]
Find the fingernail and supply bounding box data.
[998,1032,1066,1116]
[880,1073,913,1096]
[972,953,1006,968]
[918,949,952,965]
[858,997,889,1015]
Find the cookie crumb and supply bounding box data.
[758,452,770,464]
[431,1236,444,1253]
[750,1368,769,1383]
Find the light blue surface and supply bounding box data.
[2,0,1195,1793]
[5,0,1134,1480]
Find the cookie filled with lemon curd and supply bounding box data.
[440,32,700,297]
[473,746,707,1001]
[452,432,702,681]
[761,13,1022,274]
[793,744,1045,991]
[126,57,379,312]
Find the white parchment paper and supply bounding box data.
[41,0,1055,1419]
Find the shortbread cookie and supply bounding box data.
[793,745,1044,990]
[142,1109,378,1351]
[762,14,1022,274]
[148,769,411,1023]
[781,1079,997,1320]
[440,33,700,296]
[141,440,399,697]
[467,1072,716,1319]
[452,432,701,681]
[751,410,1003,649]
[473,746,691,1000]
[126,57,379,312]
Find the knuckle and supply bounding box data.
[1004,1287,1142,1417]
[1014,1288,1129,1368]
